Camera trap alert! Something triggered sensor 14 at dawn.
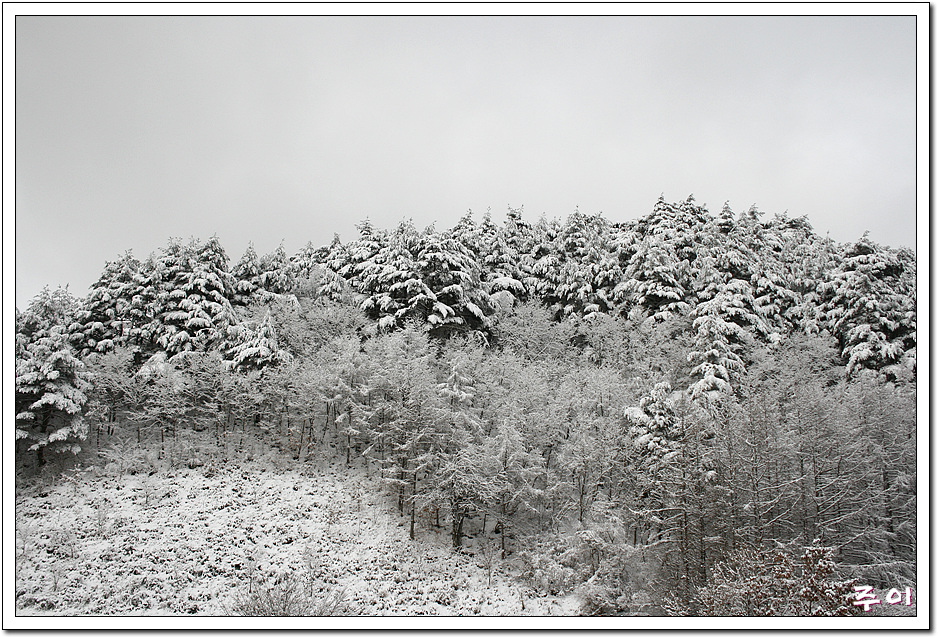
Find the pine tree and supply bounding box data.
[15,288,91,464]
[338,219,387,293]
[474,210,527,306]
[618,196,710,322]
[546,210,618,318]
[450,210,483,257]
[417,228,493,335]
[687,279,766,401]
[225,311,292,372]
[625,384,722,598]
[17,286,80,344]
[359,221,429,331]
[138,238,192,353]
[820,234,916,379]
[71,250,141,355]
[258,243,294,297]
[289,239,325,284]
[316,235,353,301]
[153,237,238,356]
[124,252,163,353]
[528,215,565,313]
[231,243,262,306]
[623,382,683,545]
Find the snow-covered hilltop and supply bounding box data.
[15,196,917,618]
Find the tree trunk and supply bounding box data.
[296,414,304,461]
[398,468,405,515]
[452,511,466,548]
[409,468,418,540]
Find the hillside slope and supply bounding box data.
[15,439,581,617]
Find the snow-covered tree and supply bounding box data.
[474,210,527,306]
[623,382,682,536]
[820,234,916,379]
[363,328,445,535]
[15,288,90,464]
[81,347,137,448]
[122,252,163,352]
[687,279,767,401]
[482,422,542,556]
[231,243,262,306]
[358,221,429,331]
[616,196,712,322]
[311,235,353,301]
[416,228,493,335]
[338,219,387,293]
[540,210,618,319]
[153,237,238,356]
[71,250,141,355]
[437,347,483,438]
[425,431,502,547]
[449,210,483,257]
[492,300,577,361]
[316,335,373,466]
[258,243,294,297]
[18,286,80,341]
[225,311,292,372]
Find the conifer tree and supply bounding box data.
[338,219,387,293]
[15,288,91,464]
[258,243,294,297]
[231,243,262,306]
[71,250,141,355]
[358,221,428,331]
[225,310,292,372]
[820,234,916,379]
[154,236,238,356]
[417,228,492,335]
[687,279,766,401]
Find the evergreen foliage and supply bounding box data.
[15,287,91,462]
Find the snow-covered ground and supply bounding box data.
[14,433,918,623]
[14,438,582,617]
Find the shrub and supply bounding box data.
[229,573,353,616]
[519,523,660,615]
[686,542,861,616]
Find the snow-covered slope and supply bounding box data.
[15,446,581,617]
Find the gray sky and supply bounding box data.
[14,15,918,309]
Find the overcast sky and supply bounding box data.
[13,14,918,309]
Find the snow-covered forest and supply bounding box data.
[15,196,917,617]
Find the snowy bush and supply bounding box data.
[228,573,353,616]
[684,542,861,616]
[519,522,660,615]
